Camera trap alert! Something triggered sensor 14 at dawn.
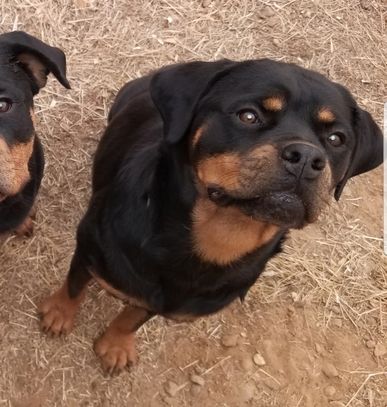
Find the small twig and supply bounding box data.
[202,355,232,376]
[259,368,282,386]
[181,359,199,371]
[345,372,387,406]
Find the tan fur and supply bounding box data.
[192,126,205,148]
[192,198,279,265]
[164,313,198,322]
[197,145,278,194]
[39,280,87,337]
[30,108,36,126]
[0,137,34,196]
[18,53,47,88]
[197,153,241,190]
[14,215,34,237]
[317,107,335,123]
[248,144,278,161]
[262,96,284,112]
[90,270,149,309]
[94,305,150,371]
[309,162,333,222]
[238,145,279,193]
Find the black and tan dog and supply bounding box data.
[0,31,69,236]
[39,60,382,373]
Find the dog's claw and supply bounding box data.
[39,290,78,337]
[94,332,136,375]
[14,215,35,237]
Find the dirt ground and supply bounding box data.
[0,0,386,406]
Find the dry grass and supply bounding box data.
[0,0,386,406]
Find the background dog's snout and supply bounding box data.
[281,143,326,179]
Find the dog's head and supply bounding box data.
[0,31,70,201]
[150,60,382,229]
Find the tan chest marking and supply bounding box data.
[0,136,34,196]
[192,198,279,265]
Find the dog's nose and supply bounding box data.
[281,143,326,179]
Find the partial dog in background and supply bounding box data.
[0,31,70,236]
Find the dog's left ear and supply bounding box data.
[0,31,70,93]
[334,107,383,200]
[150,60,236,144]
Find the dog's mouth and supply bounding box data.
[207,187,311,229]
[239,192,307,229]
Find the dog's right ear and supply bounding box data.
[150,60,236,144]
[0,31,70,94]
[334,107,383,200]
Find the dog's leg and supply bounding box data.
[39,249,92,337]
[94,305,153,374]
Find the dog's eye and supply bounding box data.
[327,133,344,147]
[0,99,12,113]
[237,110,260,125]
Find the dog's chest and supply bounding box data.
[191,197,279,266]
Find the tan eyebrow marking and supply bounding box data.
[317,107,336,123]
[262,96,284,112]
[192,125,205,148]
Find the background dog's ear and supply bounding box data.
[0,31,70,93]
[334,107,383,200]
[150,60,235,144]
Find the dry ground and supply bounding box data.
[0,0,386,406]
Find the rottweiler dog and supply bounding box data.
[39,60,382,373]
[0,31,70,236]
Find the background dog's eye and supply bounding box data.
[327,133,344,147]
[237,110,260,124]
[0,99,12,113]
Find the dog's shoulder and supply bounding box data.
[93,75,163,193]
[108,74,153,122]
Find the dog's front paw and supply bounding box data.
[38,289,78,337]
[15,215,35,237]
[94,331,137,374]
